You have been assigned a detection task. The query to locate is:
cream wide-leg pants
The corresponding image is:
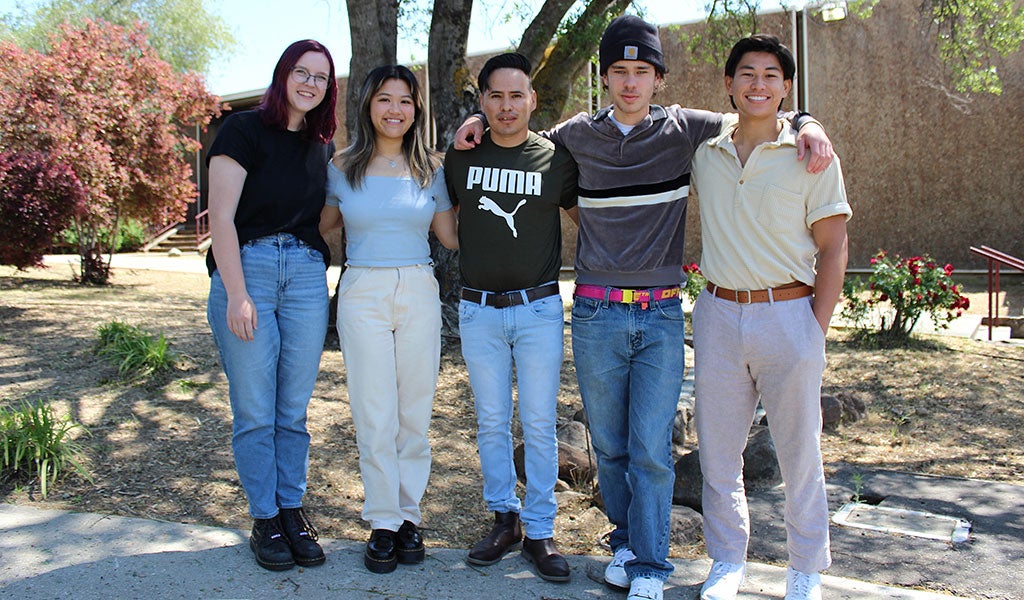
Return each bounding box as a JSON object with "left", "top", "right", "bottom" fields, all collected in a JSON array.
[
  {"left": 693, "top": 288, "right": 832, "bottom": 574},
  {"left": 338, "top": 264, "right": 441, "bottom": 532}
]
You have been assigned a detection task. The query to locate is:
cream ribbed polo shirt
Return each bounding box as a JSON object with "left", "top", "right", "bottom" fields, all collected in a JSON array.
[{"left": 691, "top": 120, "right": 851, "bottom": 291}]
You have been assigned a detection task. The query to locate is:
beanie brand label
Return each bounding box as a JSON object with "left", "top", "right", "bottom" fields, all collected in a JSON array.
[{"left": 624, "top": 45, "right": 639, "bottom": 60}]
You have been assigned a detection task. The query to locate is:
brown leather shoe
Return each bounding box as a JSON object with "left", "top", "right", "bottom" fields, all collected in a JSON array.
[
  {"left": 466, "top": 511, "right": 522, "bottom": 565},
  {"left": 521, "top": 536, "right": 570, "bottom": 582}
]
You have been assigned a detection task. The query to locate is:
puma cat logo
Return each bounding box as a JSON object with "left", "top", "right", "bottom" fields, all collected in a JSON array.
[{"left": 478, "top": 196, "right": 527, "bottom": 238}]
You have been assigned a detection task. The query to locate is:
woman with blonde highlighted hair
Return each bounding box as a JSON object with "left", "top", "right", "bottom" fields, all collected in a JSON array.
[{"left": 320, "top": 64, "right": 457, "bottom": 575}]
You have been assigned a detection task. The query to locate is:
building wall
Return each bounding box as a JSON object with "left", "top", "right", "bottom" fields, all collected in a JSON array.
[
  {"left": 663, "top": 1, "right": 1024, "bottom": 270},
  {"left": 203, "top": 0, "right": 1024, "bottom": 270}
]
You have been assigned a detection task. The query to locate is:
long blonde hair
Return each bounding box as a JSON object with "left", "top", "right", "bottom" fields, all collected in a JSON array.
[{"left": 337, "top": 65, "right": 439, "bottom": 189}]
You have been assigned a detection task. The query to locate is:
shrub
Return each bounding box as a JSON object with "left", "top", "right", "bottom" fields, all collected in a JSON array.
[
  {"left": 0, "top": 151, "right": 87, "bottom": 269},
  {"left": 53, "top": 218, "right": 150, "bottom": 254},
  {"left": 96, "top": 321, "right": 179, "bottom": 379},
  {"left": 841, "top": 250, "right": 970, "bottom": 344},
  {"left": 0, "top": 401, "right": 90, "bottom": 498},
  {"left": 682, "top": 262, "right": 707, "bottom": 302}
]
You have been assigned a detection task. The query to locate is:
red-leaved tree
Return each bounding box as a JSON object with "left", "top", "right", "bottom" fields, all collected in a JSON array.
[
  {"left": 0, "top": 20, "right": 221, "bottom": 283},
  {"left": 0, "top": 151, "right": 88, "bottom": 269}
]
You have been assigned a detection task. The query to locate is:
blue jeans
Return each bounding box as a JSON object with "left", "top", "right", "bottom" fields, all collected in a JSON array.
[
  {"left": 459, "top": 292, "right": 564, "bottom": 539},
  {"left": 571, "top": 293, "right": 685, "bottom": 582},
  {"left": 207, "top": 233, "right": 328, "bottom": 519}
]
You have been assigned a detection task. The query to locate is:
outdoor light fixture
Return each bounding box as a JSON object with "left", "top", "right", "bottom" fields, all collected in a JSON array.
[{"left": 819, "top": 0, "right": 848, "bottom": 22}]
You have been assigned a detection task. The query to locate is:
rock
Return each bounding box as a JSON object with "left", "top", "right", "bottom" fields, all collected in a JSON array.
[
  {"left": 673, "top": 400, "right": 692, "bottom": 446},
  {"left": 669, "top": 505, "right": 703, "bottom": 546},
  {"left": 673, "top": 450, "right": 703, "bottom": 511},
  {"left": 557, "top": 441, "right": 598, "bottom": 485},
  {"left": 557, "top": 420, "right": 591, "bottom": 449},
  {"left": 572, "top": 407, "right": 588, "bottom": 427},
  {"left": 514, "top": 440, "right": 598, "bottom": 486},
  {"left": 166, "top": 247, "right": 182, "bottom": 257},
  {"left": 837, "top": 391, "right": 868, "bottom": 422},
  {"left": 743, "top": 425, "right": 781, "bottom": 489},
  {"left": 821, "top": 394, "right": 843, "bottom": 430},
  {"left": 674, "top": 425, "right": 782, "bottom": 509}
]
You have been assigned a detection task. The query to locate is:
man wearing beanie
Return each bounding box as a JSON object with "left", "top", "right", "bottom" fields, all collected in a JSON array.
[{"left": 455, "top": 14, "right": 835, "bottom": 600}]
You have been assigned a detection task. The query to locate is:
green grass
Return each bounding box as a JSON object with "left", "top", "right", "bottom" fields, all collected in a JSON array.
[
  {"left": 0, "top": 401, "right": 90, "bottom": 498},
  {"left": 96, "top": 321, "right": 178, "bottom": 379}
]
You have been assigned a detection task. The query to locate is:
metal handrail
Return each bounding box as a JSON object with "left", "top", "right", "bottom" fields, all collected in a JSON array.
[
  {"left": 195, "top": 209, "right": 210, "bottom": 245},
  {"left": 968, "top": 245, "right": 1024, "bottom": 341}
]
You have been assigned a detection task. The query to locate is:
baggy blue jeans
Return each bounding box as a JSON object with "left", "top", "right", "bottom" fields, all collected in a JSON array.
[
  {"left": 571, "top": 293, "right": 684, "bottom": 582},
  {"left": 207, "top": 233, "right": 328, "bottom": 519},
  {"left": 459, "top": 292, "right": 565, "bottom": 539}
]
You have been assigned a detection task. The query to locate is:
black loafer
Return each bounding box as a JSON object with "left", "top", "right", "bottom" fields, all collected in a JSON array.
[
  {"left": 522, "top": 536, "right": 570, "bottom": 582},
  {"left": 396, "top": 520, "right": 425, "bottom": 564},
  {"left": 364, "top": 529, "right": 398, "bottom": 573}
]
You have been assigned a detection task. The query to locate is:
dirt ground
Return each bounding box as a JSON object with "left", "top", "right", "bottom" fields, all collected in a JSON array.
[{"left": 0, "top": 264, "right": 1022, "bottom": 560}]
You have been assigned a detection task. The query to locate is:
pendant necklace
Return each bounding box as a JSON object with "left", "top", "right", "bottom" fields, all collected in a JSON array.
[{"left": 378, "top": 152, "right": 403, "bottom": 168}]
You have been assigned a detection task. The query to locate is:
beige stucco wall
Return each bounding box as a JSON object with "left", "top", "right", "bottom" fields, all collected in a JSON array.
[
  {"left": 658, "top": 1, "right": 1024, "bottom": 270},
  {"left": 209, "top": 0, "right": 1023, "bottom": 270}
]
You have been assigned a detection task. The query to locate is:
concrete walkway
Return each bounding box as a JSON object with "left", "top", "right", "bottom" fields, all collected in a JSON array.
[{"left": 0, "top": 504, "right": 964, "bottom": 599}]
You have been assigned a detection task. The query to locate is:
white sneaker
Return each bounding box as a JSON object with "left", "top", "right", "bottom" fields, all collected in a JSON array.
[
  {"left": 627, "top": 576, "right": 664, "bottom": 600},
  {"left": 603, "top": 546, "right": 635, "bottom": 589},
  {"left": 700, "top": 560, "right": 746, "bottom": 599},
  {"left": 785, "top": 566, "right": 822, "bottom": 600}
]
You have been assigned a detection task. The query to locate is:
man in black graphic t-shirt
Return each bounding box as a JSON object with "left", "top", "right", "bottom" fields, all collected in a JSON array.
[{"left": 444, "top": 52, "right": 578, "bottom": 583}]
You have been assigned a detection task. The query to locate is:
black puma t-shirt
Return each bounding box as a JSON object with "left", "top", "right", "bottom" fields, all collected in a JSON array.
[{"left": 445, "top": 131, "right": 577, "bottom": 292}]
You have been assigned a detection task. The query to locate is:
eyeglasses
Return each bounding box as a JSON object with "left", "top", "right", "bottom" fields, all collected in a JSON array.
[{"left": 290, "top": 67, "right": 330, "bottom": 89}]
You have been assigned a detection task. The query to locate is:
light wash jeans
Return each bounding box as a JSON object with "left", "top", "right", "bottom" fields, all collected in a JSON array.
[
  {"left": 693, "top": 290, "right": 831, "bottom": 573},
  {"left": 571, "top": 292, "right": 685, "bottom": 582},
  {"left": 459, "top": 292, "right": 564, "bottom": 540},
  {"left": 207, "top": 233, "right": 328, "bottom": 520},
  {"left": 337, "top": 264, "right": 440, "bottom": 532}
]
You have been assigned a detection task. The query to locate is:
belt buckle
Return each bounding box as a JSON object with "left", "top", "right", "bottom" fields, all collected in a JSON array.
[
  {"left": 620, "top": 289, "right": 634, "bottom": 303},
  {"left": 736, "top": 289, "right": 753, "bottom": 305}
]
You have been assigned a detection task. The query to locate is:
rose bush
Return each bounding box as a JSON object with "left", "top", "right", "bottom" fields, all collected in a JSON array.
[
  {"left": 682, "top": 262, "right": 707, "bottom": 303},
  {"left": 841, "top": 250, "right": 970, "bottom": 343}
]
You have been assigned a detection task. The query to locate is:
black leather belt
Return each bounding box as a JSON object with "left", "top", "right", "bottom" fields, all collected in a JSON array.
[{"left": 461, "top": 283, "right": 561, "bottom": 308}]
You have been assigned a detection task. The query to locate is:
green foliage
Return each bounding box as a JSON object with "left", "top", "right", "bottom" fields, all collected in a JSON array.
[
  {"left": 53, "top": 218, "right": 148, "bottom": 254},
  {"left": 0, "top": 0, "right": 236, "bottom": 73},
  {"left": 0, "top": 400, "right": 90, "bottom": 498},
  {"left": 682, "top": 0, "right": 763, "bottom": 69},
  {"left": 682, "top": 262, "right": 708, "bottom": 302},
  {"left": 841, "top": 251, "right": 970, "bottom": 346},
  {"left": 930, "top": 0, "right": 1024, "bottom": 95},
  {"left": 681, "top": 0, "right": 1022, "bottom": 96},
  {"left": 96, "top": 321, "right": 179, "bottom": 379}
]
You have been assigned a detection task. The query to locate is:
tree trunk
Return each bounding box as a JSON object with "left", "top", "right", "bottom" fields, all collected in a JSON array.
[
  {"left": 428, "top": 0, "right": 476, "bottom": 151},
  {"left": 345, "top": 0, "right": 399, "bottom": 142},
  {"left": 529, "top": 0, "right": 633, "bottom": 130},
  {"left": 517, "top": 0, "right": 577, "bottom": 71},
  {"left": 427, "top": 0, "right": 474, "bottom": 341}
]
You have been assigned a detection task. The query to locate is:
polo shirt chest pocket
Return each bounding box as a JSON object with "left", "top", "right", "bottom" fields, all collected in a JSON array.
[{"left": 756, "top": 184, "right": 805, "bottom": 233}]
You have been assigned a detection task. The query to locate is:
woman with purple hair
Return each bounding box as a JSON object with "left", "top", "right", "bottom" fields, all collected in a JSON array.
[{"left": 205, "top": 40, "right": 337, "bottom": 572}]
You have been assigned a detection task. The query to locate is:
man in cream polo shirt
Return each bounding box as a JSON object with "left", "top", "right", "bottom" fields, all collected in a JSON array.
[{"left": 689, "top": 34, "right": 851, "bottom": 600}]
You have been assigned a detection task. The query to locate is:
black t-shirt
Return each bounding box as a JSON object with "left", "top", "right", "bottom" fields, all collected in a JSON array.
[
  {"left": 445, "top": 131, "right": 578, "bottom": 291},
  {"left": 205, "top": 110, "right": 333, "bottom": 275}
]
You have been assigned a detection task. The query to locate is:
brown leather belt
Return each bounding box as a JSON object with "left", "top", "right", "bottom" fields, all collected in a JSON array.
[{"left": 706, "top": 282, "right": 813, "bottom": 304}]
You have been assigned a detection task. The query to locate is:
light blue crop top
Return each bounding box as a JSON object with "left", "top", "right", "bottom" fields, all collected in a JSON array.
[{"left": 326, "top": 163, "right": 452, "bottom": 267}]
